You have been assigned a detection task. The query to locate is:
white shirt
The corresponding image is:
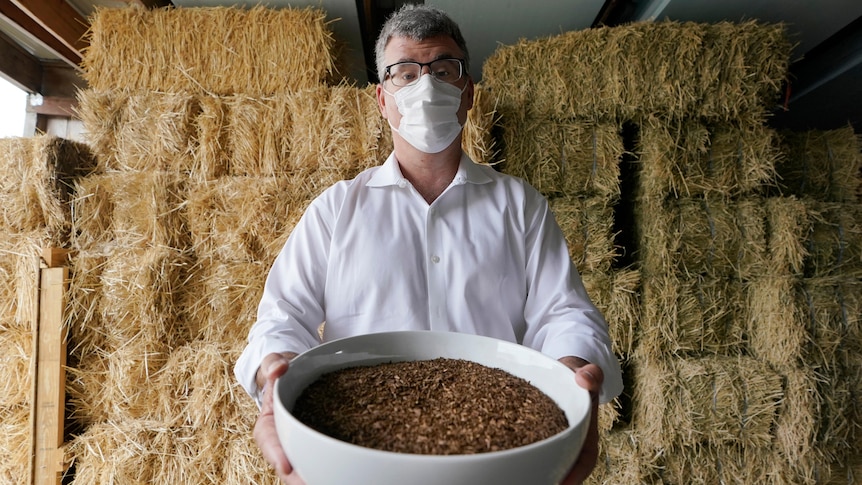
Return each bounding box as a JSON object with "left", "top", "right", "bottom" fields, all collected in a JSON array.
[{"left": 235, "top": 152, "right": 623, "bottom": 405}]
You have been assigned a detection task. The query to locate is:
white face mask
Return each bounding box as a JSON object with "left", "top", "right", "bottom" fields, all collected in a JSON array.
[{"left": 384, "top": 74, "right": 465, "bottom": 154}]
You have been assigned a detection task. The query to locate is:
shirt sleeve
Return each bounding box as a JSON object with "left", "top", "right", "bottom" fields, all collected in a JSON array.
[
  {"left": 518, "top": 186, "right": 624, "bottom": 404},
  {"left": 233, "top": 191, "right": 337, "bottom": 406}
]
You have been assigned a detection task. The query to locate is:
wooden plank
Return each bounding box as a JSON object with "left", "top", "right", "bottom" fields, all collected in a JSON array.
[
  {"left": 8, "top": 0, "right": 88, "bottom": 62},
  {"left": 31, "top": 266, "right": 69, "bottom": 485},
  {"left": 26, "top": 96, "right": 77, "bottom": 117}
]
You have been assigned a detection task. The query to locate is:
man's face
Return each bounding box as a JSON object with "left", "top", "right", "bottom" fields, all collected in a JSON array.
[{"left": 376, "top": 34, "right": 474, "bottom": 131}]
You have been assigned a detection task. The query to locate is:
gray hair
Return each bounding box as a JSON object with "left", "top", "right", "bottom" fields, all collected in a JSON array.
[{"left": 374, "top": 4, "right": 470, "bottom": 83}]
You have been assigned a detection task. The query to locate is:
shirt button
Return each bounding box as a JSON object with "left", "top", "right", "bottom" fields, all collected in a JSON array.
[
  {"left": 431, "top": 255, "right": 440, "bottom": 264},
  {"left": 397, "top": 179, "right": 408, "bottom": 188}
]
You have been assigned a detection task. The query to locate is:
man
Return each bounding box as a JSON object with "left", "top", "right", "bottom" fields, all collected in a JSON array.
[{"left": 235, "top": 4, "right": 623, "bottom": 484}]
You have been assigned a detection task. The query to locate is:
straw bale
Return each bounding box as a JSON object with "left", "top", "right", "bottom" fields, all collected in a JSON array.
[
  {"left": 67, "top": 336, "right": 172, "bottom": 425},
  {"left": 775, "top": 125, "right": 862, "bottom": 203},
  {"left": 639, "top": 273, "right": 745, "bottom": 357},
  {"left": 225, "top": 94, "right": 294, "bottom": 177},
  {"left": 0, "top": 325, "right": 32, "bottom": 408},
  {"left": 186, "top": 177, "right": 308, "bottom": 264},
  {"left": 587, "top": 430, "right": 658, "bottom": 485},
  {"left": 66, "top": 252, "right": 108, "bottom": 359},
  {"left": 71, "top": 171, "right": 191, "bottom": 251},
  {"left": 661, "top": 443, "right": 776, "bottom": 485},
  {"left": 0, "top": 136, "right": 96, "bottom": 241},
  {"left": 482, "top": 21, "right": 790, "bottom": 122},
  {"left": 0, "top": 404, "right": 30, "bottom": 483},
  {"left": 223, "top": 431, "right": 279, "bottom": 485},
  {"left": 773, "top": 366, "right": 820, "bottom": 472},
  {"left": 549, "top": 196, "right": 618, "bottom": 274},
  {"left": 764, "top": 196, "right": 811, "bottom": 276},
  {"left": 68, "top": 418, "right": 271, "bottom": 485},
  {"left": 77, "top": 90, "right": 199, "bottom": 172},
  {"left": 636, "top": 118, "right": 780, "bottom": 199},
  {"left": 636, "top": 195, "right": 768, "bottom": 279},
  {"left": 803, "top": 200, "right": 862, "bottom": 278},
  {"left": 0, "top": 232, "right": 46, "bottom": 325},
  {"left": 286, "top": 84, "right": 389, "bottom": 180},
  {"left": 96, "top": 246, "right": 194, "bottom": 349},
  {"left": 581, "top": 268, "right": 641, "bottom": 359},
  {"left": 153, "top": 340, "right": 254, "bottom": 429},
  {"left": 181, "top": 259, "right": 268, "bottom": 345},
  {"left": 500, "top": 116, "right": 623, "bottom": 199},
  {"left": 82, "top": 5, "right": 335, "bottom": 95},
  {"left": 632, "top": 354, "right": 783, "bottom": 450},
  {"left": 745, "top": 275, "right": 806, "bottom": 368},
  {"left": 798, "top": 277, "right": 862, "bottom": 366},
  {"left": 462, "top": 84, "right": 501, "bottom": 166}
]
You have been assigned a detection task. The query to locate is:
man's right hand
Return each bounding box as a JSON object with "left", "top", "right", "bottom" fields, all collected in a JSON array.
[{"left": 254, "top": 352, "right": 305, "bottom": 485}]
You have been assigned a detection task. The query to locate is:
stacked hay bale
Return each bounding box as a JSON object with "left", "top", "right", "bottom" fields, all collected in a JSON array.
[
  {"left": 761, "top": 126, "right": 862, "bottom": 481},
  {"left": 485, "top": 20, "right": 859, "bottom": 484},
  {"left": 65, "top": 5, "right": 498, "bottom": 483},
  {"left": 0, "top": 136, "right": 95, "bottom": 481}
]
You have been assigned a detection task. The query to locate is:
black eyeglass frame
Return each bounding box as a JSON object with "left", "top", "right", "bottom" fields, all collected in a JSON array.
[{"left": 383, "top": 58, "right": 466, "bottom": 87}]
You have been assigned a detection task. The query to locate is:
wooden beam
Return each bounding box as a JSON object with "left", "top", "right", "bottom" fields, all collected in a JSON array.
[
  {"left": 0, "top": 30, "right": 40, "bottom": 92},
  {"left": 0, "top": 0, "right": 81, "bottom": 67},
  {"left": 25, "top": 95, "right": 77, "bottom": 117},
  {"left": 31, "top": 262, "right": 70, "bottom": 485},
  {"left": 9, "top": 0, "right": 88, "bottom": 64}
]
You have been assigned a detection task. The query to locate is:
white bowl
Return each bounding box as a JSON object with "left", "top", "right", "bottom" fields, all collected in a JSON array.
[{"left": 274, "top": 330, "right": 591, "bottom": 485}]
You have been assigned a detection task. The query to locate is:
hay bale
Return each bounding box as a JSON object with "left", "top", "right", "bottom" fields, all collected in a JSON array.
[
  {"left": 96, "top": 246, "right": 194, "bottom": 349},
  {"left": 463, "top": 84, "right": 501, "bottom": 166},
  {"left": 745, "top": 275, "right": 806, "bottom": 368},
  {"left": 67, "top": 339, "right": 171, "bottom": 425},
  {"left": 581, "top": 268, "right": 641, "bottom": 359},
  {"left": 153, "top": 340, "right": 254, "bottom": 429},
  {"left": 775, "top": 125, "right": 862, "bottom": 203},
  {"left": 0, "top": 136, "right": 96, "bottom": 241},
  {"left": 185, "top": 177, "right": 309, "bottom": 264},
  {"left": 636, "top": 195, "right": 768, "bottom": 279},
  {"left": 285, "top": 85, "right": 388, "bottom": 180},
  {"left": 636, "top": 118, "right": 780, "bottom": 199},
  {"left": 0, "top": 404, "right": 30, "bottom": 483},
  {"left": 0, "top": 232, "right": 46, "bottom": 325},
  {"left": 632, "top": 354, "right": 783, "bottom": 451},
  {"left": 587, "top": 430, "right": 658, "bottom": 484},
  {"left": 71, "top": 171, "right": 191, "bottom": 251},
  {"left": 500, "top": 117, "right": 623, "bottom": 199},
  {"left": 661, "top": 443, "right": 777, "bottom": 484},
  {"left": 483, "top": 21, "right": 790, "bottom": 123},
  {"left": 181, "top": 259, "right": 268, "bottom": 345},
  {"left": 549, "top": 196, "right": 619, "bottom": 274},
  {"left": 82, "top": 5, "right": 335, "bottom": 95},
  {"left": 803, "top": 200, "right": 862, "bottom": 278},
  {"left": 0, "top": 326, "right": 32, "bottom": 408},
  {"left": 639, "top": 273, "right": 745, "bottom": 357},
  {"left": 76, "top": 90, "right": 199, "bottom": 173},
  {"left": 798, "top": 277, "right": 862, "bottom": 366},
  {"left": 764, "top": 196, "right": 811, "bottom": 276}
]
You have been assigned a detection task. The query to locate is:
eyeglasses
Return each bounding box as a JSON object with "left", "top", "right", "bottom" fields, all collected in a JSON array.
[{"left": 384, "top": 58, "right": 465, "bottom": 87}]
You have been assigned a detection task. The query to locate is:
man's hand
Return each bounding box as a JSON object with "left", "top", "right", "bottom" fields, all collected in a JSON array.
[
  {"left": 558, "top": 356, "right": 603, "bottom": 485},
  {"left": 253, "top": 352, "right": 305, "bottom": 485}
]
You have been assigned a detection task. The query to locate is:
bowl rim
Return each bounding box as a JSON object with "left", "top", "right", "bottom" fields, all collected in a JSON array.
[{"left": 274, "top": 330, "right": 591, "bottom": 460}]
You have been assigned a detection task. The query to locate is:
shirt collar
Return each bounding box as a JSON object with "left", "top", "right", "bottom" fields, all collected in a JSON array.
[{"left": 367, "top": 151, "right": 494, "bottom": 188}]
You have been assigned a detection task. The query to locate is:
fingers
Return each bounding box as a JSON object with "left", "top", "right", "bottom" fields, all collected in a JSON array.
[
  {"left": 254, "top": 352, "right": 304, "bottom": 484},
  {"left": 558, "top": 359, "right": 603, "bottom": 485},
  {"left": 574, "top": 363, "right": 604, "bottom": 396}
]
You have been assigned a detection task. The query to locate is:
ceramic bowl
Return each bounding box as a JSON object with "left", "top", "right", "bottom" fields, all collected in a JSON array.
[{"left": 273, "top": 330, "right": 591, "bottom": 485}]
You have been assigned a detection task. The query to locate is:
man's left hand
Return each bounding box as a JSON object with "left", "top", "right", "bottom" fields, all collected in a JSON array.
[{"left": 558, "top": 356, "right": 603, "bottom": 485}]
